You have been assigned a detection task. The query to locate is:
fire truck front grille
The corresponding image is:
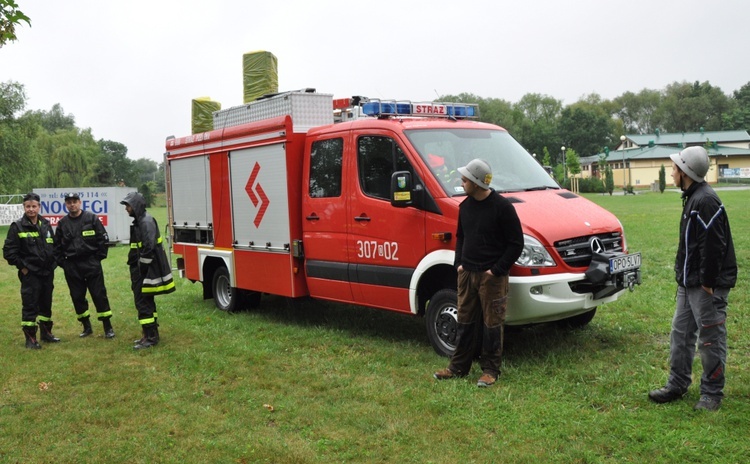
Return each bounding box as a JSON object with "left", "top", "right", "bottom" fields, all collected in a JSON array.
[{"left": 554, "top": 232, "right": 623, "bottom": 268}]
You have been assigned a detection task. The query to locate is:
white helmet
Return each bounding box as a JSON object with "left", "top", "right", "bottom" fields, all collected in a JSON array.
[
  {"left": 458, "top": 159, "right": 492, "bottom": 189},
  {"left": 670, "top": 146, "right": 709, "bottom": 182}
]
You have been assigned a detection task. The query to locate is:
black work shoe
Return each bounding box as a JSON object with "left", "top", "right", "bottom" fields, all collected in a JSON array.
[
  {"left": 40, "top": 331, "right": 61, "bottom": 343},
  {"left": 133, "top": 338, "right": 158, "bottom": 350},
  {"left": 648, "top": 386, "right": 687, "bottom": 404},
  {"left": 104, "top": 328, "right": 116, "bottom": 339},
  {"left": 39, "top": 322, "right": 61, "bottom": 342},
  {"left": 79, "top": 327, "right": 93, "bottom": 338},
  {"left": 25, "top": 338, "right": 42, "bottom": 349},
  {"left": 694, "top": 395, "right": 721, "bottom": 411}
]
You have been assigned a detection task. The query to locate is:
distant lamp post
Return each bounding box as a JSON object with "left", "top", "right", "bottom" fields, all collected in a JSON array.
[
  {"left": 561, "top": 146, "right": 566, "bottom": 179},
  {"left": 620, "top": 135, "right": 627, "bottom": 188}
]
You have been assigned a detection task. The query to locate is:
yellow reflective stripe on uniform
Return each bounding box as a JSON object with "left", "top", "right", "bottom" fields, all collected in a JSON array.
[
  {"left": 46, "top": 238, "right": 53, "bottom": 243},
  {"left": 142, "top": 281, "right": 176, "bottom": 294},
  {"left": 37, "top": 315, "right": 52, "bottom": 322},
  {"left": 139, "top": 318, "right": 156, "bottom": 325},
  {"left": 77, "top": 311, "right": 91, "bottom": 319},
  {"left": 18, "top": 232, "right": 40, "bottom": 238},
  {"left": 131, "top": 237, "right": 163, "bottom": 249},
  {"left": 98, "top": 311, "right": 113, "bottom": 318},
  {"left": 21, "top": 321, "right": 37, "bottom": 327},
  {"left": 82, "top": 230, "right": 96, "bottom": 236}
]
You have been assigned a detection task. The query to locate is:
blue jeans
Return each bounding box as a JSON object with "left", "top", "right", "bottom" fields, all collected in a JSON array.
[{"left": 667, "top": 286, "right": 729, "bottom": 399}]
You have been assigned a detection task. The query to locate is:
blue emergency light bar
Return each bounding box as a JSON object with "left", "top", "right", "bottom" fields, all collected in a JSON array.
[{"left": 361, "top": 99, "right": 479, "bottom": 119}]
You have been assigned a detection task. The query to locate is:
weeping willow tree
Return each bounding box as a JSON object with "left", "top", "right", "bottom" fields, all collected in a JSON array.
[{"left": 34, "top": 128, "right": 99, "bottom": 188}]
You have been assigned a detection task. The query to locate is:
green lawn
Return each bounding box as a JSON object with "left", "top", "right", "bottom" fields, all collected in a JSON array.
[{"left": 1, "top": 190, "right": 748, "bottom": 463}]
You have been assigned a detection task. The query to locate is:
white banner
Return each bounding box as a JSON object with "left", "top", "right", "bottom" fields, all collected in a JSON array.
[
  {"left": 0, "top": 204, "right": 25, "bottom": 226},
  {"left": 721, "top": 167, "right": 750, "bottom": 178}
]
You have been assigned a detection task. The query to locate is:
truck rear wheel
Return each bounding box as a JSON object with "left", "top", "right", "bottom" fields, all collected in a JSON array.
[
  {"left": 425, "top": 289, "right": 459, "bottom": 358},
  {"left": 212, "top": 267, "right": 245, "bottom": 312}
]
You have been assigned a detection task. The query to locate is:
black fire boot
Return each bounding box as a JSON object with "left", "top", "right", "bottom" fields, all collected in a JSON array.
[
  {"left": 134, "top": 324, "right": 159, "bottom": 350},
  {"left": 38, "top": 321, "right": 61, "bottom": 343},
  {"left": 23, "top": 326, "right": 42, "bottom": 349},
  {"left": 133, "top": 328, "right": 145, "bottom": 345},
  {"left": 102, "top": 318, "right": 115, "bottom": 339},
  {"left": 79, "top": 317, "right": 93, "bottom": 338}
]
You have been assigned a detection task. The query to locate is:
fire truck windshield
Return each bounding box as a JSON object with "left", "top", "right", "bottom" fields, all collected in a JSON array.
[{"left": 404, "top": 128, "right": 559, "bottom": 196}]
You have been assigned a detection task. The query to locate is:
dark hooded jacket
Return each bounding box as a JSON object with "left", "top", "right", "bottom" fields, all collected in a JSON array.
[
  {"left": 3, "top": 214, "right": 57, "bottom": 275},
  {"left": 675, "top": 181, "right": 736, "bottom": 289},
  {"left": 122, "top": 192, "right": 175, "bottom": 295}
]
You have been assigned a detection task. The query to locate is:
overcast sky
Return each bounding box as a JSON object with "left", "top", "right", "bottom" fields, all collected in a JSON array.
[{"left": 2, "top": 0, "right": 749, "bottom": 163}]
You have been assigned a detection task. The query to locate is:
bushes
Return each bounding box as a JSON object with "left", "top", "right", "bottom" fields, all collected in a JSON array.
[{"left": 561, "top": 177, "right": 606, "bottom": 193}]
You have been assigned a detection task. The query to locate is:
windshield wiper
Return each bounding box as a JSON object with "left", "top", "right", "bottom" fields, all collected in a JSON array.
[{"left": 523, "top": 186, "right": 558, "bottom": 191}]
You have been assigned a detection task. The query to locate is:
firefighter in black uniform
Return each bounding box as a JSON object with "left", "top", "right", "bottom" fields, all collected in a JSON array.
[
  {"left": 54, "top": 192, "right": 115, "bottom": 338},
  {"left": 121, "top": 191, "right": 175, "bottom": 349},
  {"left": 3, "top": 192, "right": 59, "bottom": 349}
]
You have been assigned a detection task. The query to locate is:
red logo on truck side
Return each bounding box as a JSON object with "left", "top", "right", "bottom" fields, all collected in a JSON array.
[{"left": 245, "top": 162, "right": 269, "bottom": 228}]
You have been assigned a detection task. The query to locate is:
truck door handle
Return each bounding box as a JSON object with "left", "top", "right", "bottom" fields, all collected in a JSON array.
[
  {"left": 305, "top": 213, "right": 320, "bottom": 221},
  {"left": 354, "top": 214, "right": 371, "bottom": 222}
]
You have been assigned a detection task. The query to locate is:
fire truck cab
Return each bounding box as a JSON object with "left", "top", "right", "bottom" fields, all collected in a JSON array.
[{"left": 166, "top": 91, "right": 641, "bottom": 357}]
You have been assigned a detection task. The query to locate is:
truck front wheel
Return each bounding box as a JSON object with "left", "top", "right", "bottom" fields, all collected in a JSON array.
[
  {"left": 212, "top": 267, "right": 245, "bottom": 312},
  {"left": 557, "top": 308, "right": 597, "bottom": 329},
  {"left": 425, "top": 289, "right": 459, "bottom": 358}
]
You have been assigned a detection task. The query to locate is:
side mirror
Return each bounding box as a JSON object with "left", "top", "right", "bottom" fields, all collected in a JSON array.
[{"left": 390, "top": 171, "right": 413, "bottom": 208}]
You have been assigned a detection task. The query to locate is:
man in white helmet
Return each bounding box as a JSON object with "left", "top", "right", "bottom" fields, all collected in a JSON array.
[
  {"left": 649, "top": 146, "right": 737, "bottom": 411},
  {"left": 434, "top": 159, "right": 524, "bottom": 387}
]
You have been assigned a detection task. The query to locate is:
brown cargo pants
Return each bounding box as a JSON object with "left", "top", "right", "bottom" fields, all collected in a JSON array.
[{"left": 448, "top": 269, "right": 509, "bottom": 378}]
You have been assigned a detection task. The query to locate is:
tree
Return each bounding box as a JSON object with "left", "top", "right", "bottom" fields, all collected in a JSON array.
[
  {"left": 723, "top": 81, "right": 750, "bottom": 131},
  {"left": 440, "top": 92, "right": 519, "bottom": 135},
  {"left": 25, "top": 103, "right": 76, "bottom": 133},
  {"left": 99, "top": 139, "right": 137, "bottom": 186},
  {"left": 0, "top": 81, "right": 40, "bottom": 192},
  {"left": 134, "top": 157, "right": 158, "bottom": 185},
  {"left": 541, "top": 147, "right": 552, "bottom": 168},
  {"left": 658, "top": 164, "right": 666, "bottom": 193},
  {"left": 656, "top": 81, "right": 732, "bottom": 132},
  {"left": 35, "top": 128, "right": 100, "bottom": 188},
  {"left": 605, "top": 165, "right": 614, "bottom": 195},
  {"left": 613, "top": 89, "right": 662, "bottom": 134},
  {"left": 0, "top": 0, "right": 30, "bottom": 48},
  {"left": 512, "top": 93, "right": 562, "bottom": 157},
  {"left": 565, "top": 148, "right": 581, "bottom": 177},
  {"left": 559, "top": 96, "right": 616, "bottom": 158},
  {"left": 597, "top": 153, "right": 609, "bottom": 185},
  {"left": 155, "top": 162, "right": 166, "bottom": 193},
  {"left": 0, "top": 80, "right": 25, "bottom": 120},
  {"left": 140, "top": 182, "right": 155, "bottom": 207}
]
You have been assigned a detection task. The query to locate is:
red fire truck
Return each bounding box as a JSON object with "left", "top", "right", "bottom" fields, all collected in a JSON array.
[{"left": 166, "top": 90, "right": 641, "bottom": 356}]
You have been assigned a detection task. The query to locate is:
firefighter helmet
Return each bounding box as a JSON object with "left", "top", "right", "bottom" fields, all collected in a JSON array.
[
  {"left": 670, "top": 146, "right": 709, "bottom": 182},
  {"left": 458, "top": 159, "right": 492, "bottom": 189}
]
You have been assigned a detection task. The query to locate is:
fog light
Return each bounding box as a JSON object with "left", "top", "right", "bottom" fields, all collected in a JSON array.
[{"left": 530, "top": 285, "right": 543, "bottom": 295}]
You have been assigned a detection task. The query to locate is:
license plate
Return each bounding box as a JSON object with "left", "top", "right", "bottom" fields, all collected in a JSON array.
[{"left": 609, "top": 252, "right": 641, "bottom": 274}]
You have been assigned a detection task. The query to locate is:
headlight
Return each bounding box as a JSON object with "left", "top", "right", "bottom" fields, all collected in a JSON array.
[{"left": 515, "top": 234, "right": 555, "bottom": 267}]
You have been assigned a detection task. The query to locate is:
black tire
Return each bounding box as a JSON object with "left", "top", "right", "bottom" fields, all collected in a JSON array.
[
  {"left": 425, "top": 289, "right": 459, "bottom": 357},
  {"left": 211, "top": 267, "right": 244, "bottom": 312},
  {"left": 557, "top": 308, "right": 597, "bottom": 329}
]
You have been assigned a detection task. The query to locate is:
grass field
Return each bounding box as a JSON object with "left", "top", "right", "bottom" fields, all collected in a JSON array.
[{"left": 1, "top": 189, "right": 748, "bottom": 463}]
